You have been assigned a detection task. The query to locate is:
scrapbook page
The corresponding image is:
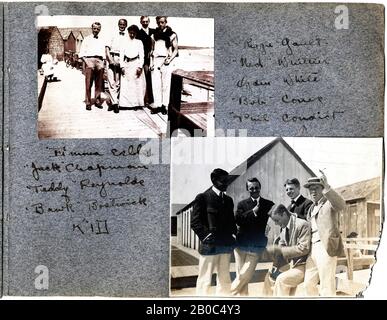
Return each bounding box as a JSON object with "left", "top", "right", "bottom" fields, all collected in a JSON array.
[{"left": 0, "top": 2, "right": 384, "bottom": 298}]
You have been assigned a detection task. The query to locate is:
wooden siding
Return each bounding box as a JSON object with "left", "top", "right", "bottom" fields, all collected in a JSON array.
[
  {"left": 176, "top": 139, "right": 314, "bottom": 249},
  {"left": 64, "top": 32, "right": 76, "bottom": 53},
  {"left": 227, "top": 141, "right": 313, "bottom": 208}
]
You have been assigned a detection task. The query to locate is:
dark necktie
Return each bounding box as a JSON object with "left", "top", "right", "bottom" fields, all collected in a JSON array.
[
  {"left": 285, "top": 228, "right": 290, "bottom": 244},
  {"left": 94, "top": 35, "right": 98, "bottom": 39},
  {"left": 290, "top": 199, "right": 296, "bottom": 211},
  {"left": 119, "top": 32, "right": 125, "bottom": 36},
  {"left": 252, "top": 199, "right": 257, "bottom": 206}
]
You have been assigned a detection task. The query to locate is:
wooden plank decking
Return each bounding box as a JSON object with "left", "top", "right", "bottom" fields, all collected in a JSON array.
[{"left": 38, "top": 61, "right": 167, "bottom": 139}]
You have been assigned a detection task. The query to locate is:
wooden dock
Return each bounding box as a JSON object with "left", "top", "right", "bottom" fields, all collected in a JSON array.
[{"left": 38, "top": 62, "right": 167, "bottom": 139}]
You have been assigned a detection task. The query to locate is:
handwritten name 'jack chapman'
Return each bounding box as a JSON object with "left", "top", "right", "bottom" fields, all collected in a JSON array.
[{"left": 30, "top": 162, "right": 148, "bottom": 181}]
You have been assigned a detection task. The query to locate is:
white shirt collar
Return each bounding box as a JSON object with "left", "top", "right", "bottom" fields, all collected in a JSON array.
[
  {"left": 251, "top": 196, "right": 260, "bottom": 202},
  {"left": 281, "top": 217, "right": 292, "bottom": 232},
  {"left": 292, "top": 194, "right": 301, "bottom": 203},
  {"left": 142, "top": 27, "right": 149, "bottom": 35},
  {"left": 286, "top": 217, "right": 292, "bottom": 229},
  {"left": 212, "top": 186, "right": 225, "bottom": 196}
]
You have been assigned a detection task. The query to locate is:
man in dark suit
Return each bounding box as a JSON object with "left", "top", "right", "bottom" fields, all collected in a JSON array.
[
  {"left": 136, "top": 16, "right": 154, "bottom": 106},
  {"left": 263, "top": 204, "right": 311, "bottom": 296},
  {"left": 284, "top": 178, "right": 313, "bottom": 220},
  {"left": 191, "top": 168, "right": 237, "bottom": 296},
  {"left": 231, "top": 177, "right": 274, "bottom": 296}
]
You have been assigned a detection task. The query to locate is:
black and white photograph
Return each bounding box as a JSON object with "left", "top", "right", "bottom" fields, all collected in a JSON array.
[
  {"left": 170, "top": 137, "right": 383, "bottom": 297},
  {"left": 37, "top": 15, "right": 214, "bottom": 139}
]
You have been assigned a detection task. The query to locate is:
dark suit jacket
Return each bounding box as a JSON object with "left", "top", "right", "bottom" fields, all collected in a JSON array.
[
  {"left": 191, "top": 188, "right": 237, "bottom": 255},
  {"left": 287, "top": 195, "right": 313, "bottom": 220},
  {"left": 136, "top": 28, "right": 155, "bottom": 65},
  {"left": 235, "top": 197, "right": 274, "bottom": 253}
]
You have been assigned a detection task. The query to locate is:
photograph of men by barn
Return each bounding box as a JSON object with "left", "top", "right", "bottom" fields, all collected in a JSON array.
[
  {"left": 170, "top": 137, "right": 382, "bottom": 297},
  {"left": 37, "top": 16, "right": 214, "bottom": 139}
]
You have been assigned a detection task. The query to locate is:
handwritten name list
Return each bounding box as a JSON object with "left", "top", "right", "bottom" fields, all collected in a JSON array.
[
  {"left": 24, "top": 144, "right": 150, "bottom": 237},
  {"left": 228, "top": 36, "right": 345, "bottom": 133}
]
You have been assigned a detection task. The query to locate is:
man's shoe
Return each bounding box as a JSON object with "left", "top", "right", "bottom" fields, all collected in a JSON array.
[
  {"left": 114, "top": 104, "right": 119, "bottom": 113},
  {"left": 108, "top": 105, "right": 114, "bottom": 111},
  {"left": 150, "top": 107, "right": 160, "bottom": 114},
  {"left": 86, "top": 105, "right": 91, "bottom": 111},
  {"left": 160, "top": 105, "right": 168, "bottom": 115}
]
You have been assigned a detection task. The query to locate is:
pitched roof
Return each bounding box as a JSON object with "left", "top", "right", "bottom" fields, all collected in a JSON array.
[
  {"left": 171, "top": 203, "right": 189, "bottom": 216},
  {"left": 228, "top": 137, "right": 315, "bottom": 184},
  {"left": 175, "top": 137, "right": 315, "bottom": 215},
  {"left": 335, "top": 177, "right": 381, "bottom": 201},
  {"left": 76, "top": 28, "right": 93, "bottom": 38},
  {"left": 57, "top": 28, "right": 93, "bottom": 40},
  {"left": 57, "top": 28, "right": 75, "bottom": 40}
]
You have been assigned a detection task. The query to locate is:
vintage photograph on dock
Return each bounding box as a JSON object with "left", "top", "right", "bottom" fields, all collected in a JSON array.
[
  {"left": 37, "top": 16, "right": 214, "bottom": 139},
  {"left": 170, "top": 137, "right": 383, "bottom": 298}
]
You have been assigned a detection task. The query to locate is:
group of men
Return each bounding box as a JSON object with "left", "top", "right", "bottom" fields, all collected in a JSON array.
[
  {"left": 78, "top": 16, "right": 178, "bottom": 114},
  {"left": 191, "top": 169, "right": 346, "bottom": 297}
]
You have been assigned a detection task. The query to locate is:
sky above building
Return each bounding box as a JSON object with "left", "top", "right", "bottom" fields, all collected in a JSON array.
[
  {"left": 37, "top": 16, "right": 214, "bottom": 48},
  {"left": 171, "top": 137, "right": 383, "bottom": 205}
]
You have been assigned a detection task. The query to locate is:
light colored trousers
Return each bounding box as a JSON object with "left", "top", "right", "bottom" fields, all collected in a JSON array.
[
  {"left": 263, "top": 264, "right": 305, "bottom": 297},
  {"left": 304, "top": 241, "right": 338, "bottom": 297},
  {"left": 107, "top": 54, "right": 121, "bottom": 105},
  {"left": 231, "top": 248, "right": 259, "bottom": 296},
  {"left": 151, "top": 56, "right": 173, "bottom": 107},
  {"left": 196, "top": 253, "right": 231, "bottom": 296}
]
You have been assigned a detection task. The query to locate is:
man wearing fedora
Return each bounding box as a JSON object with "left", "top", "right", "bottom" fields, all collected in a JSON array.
[{"left": 303, "top": 171, "right": 346, "bottom": 296}]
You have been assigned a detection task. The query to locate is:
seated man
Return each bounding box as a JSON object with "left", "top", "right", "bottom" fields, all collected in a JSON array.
[{"left": 263, "top": 204, "right": 311, "bottom": 297}]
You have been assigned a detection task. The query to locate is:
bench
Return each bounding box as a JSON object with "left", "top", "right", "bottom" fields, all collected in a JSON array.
[{"left": 336, "top": 237, "right": 378, "bottom": 296}]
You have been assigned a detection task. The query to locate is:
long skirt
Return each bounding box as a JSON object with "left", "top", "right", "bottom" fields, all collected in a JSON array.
[{"left": 119, "top": 62, "right": 146, "bottom": 108}]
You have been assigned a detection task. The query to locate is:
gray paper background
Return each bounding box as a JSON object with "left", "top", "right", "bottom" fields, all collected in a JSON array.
[
  {"left": 2, "top": 2, "right": 384, "bottom": 296},
  {"left": 0, "top": 2, "right": 4, "bottom": 298}
]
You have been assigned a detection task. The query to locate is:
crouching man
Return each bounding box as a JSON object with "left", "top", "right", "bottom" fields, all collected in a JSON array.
[{"left": 263, "top": 204, "right": 311, "bottom": 296}]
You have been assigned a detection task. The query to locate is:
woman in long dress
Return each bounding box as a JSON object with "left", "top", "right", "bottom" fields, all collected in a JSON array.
[{"left": 119, "top": 25, "right": 146, "bottom": 108}]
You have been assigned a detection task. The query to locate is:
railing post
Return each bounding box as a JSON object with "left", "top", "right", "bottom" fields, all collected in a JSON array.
[
  {"left": 169, "top": 72, "right": 183, "bottom": 135},
  {"left": 347, "top": 248, "right": 354, "bottom": 280}
]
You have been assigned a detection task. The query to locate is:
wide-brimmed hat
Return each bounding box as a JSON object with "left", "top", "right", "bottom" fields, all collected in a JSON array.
[{"left": 303, "top": 177, "right": 324, "bottom": 188}]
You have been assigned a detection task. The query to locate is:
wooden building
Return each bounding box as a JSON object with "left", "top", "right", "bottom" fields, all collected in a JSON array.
[
  {"left": 38, "top": 27, "right": 93, "bottom": 66},
  {"left": 38, "top": 27, "right": 64, "bottom": 66},
  {"left": 58, "top": 28, "right": 77, "bottom": 53},
  {"left": 175, "top": 137, "right": 316, "bottom": 250},
  {"left": 336, "top": 177, "right": 381, "bottom": 238}
]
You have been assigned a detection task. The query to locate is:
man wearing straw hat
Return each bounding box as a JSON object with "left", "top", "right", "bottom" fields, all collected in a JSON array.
[{"left": 303, "top": 171, "right": 346, "bottom": 297}]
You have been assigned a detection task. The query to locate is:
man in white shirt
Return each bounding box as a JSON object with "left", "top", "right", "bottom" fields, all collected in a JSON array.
[
  {"left": 79, "top": 22, "right": 105, "bottom": 111},
  {"left": 105, "top": 19, "right": 127, "bottom": 113},
  {"left": 149, "top": 16, "right": 178, "bottom": 115}
]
